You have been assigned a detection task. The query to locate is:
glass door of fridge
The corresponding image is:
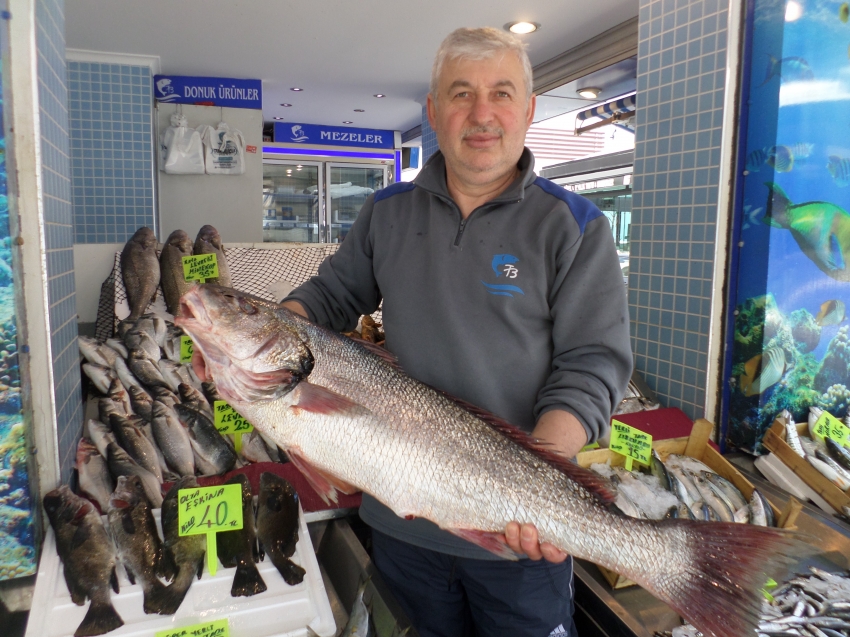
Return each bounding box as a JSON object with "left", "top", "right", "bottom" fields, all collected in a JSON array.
[
  {"left": 325, "top": 163, "right": 387, "bottom": 243},
  {"left": 262, "top": 161, "right": 323, "bottom": 243}
]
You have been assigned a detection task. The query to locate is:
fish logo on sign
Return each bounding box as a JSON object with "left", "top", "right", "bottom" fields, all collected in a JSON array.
[
  {"left": 156, "top": 78, "right": 177, "bottom": 102},
  {"left": 290, "top": 125, "right": 309, "bottom": 143},
  {"left": 482, "top": 254, "right": 524, "bottom": 297}
]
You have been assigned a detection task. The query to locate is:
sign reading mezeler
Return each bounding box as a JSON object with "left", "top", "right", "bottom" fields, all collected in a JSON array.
[
  {"left": 154, "top": 75, "right": 262, "bottom": 109},
  {"left": 274, "top": 122, "right": 395, "bottom": 149}
]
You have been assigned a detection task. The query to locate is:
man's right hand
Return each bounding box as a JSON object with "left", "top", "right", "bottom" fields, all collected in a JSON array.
[{"left": 281, "top": 300, "right": 308, "bottom": 318}]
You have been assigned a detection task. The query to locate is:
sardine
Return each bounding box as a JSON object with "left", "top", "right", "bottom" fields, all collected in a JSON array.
[
  {"left": 158, "top": 477, "right": 206, "bottom": 614},
  {"left": 121, "top": 227, "right": 160, "bottom": 321},
  {"left": 151, "top": 400, "right": 195, "bottom": 477},
  {"left": 217, "top": 474, "right": 266, "bottom": 597},
  {"left": 257, "top": 472, "right": 305, "bottom": 585},
  {"left": 43, "top": 486, "right": 123, "bottom": 636},
  {"left": 177, "top": 285, "right": 803, "bottom": 637},
  {"left": 692, "top": 472, "right": 734, "bottom": 522},
  {"left": 651, "top": 449, "right": 672, "bottom": 492},
  {"left": 75, "top": 438, "right": 113, "bottom": 513}
]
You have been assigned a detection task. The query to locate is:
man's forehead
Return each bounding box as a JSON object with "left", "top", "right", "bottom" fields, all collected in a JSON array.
[{"left": 439, "top": 53, "right": 525, "bottom": 88}]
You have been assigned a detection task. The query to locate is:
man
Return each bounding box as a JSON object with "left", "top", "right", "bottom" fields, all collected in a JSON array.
[{"left": 283, "top": 27, "right": 632, "bottom": 637}]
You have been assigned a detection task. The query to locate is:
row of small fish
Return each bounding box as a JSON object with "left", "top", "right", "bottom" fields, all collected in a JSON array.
[
  {"left": 782, "top": 408, "right": 850, "bottom": 493},
  {"left": 45, "top": 471, "right": 305, "bottom": 636},
  {"left": 743, "top": 145, "right": 850, "bottom": 188},
  {"left": 121, "top": 224, "right": 232, "bottom": 320},
  {"left": 591, "top": 451, "right": 775, "bottom": 526}
]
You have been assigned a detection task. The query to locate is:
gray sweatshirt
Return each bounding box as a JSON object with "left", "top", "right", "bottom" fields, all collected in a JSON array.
[{"left": 287, "top": 148, "right": 633, "bottom": 558}]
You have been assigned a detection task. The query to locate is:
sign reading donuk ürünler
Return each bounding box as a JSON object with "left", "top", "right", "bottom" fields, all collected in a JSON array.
[
  {"left": 154, "top": 75, "right": 262, "bottom": 109},
  {"left": 274, "top": 121, "right": 395, "bottom": 149}
]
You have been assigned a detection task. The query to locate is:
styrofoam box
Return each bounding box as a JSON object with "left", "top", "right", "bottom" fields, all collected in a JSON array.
[{"left": 26, "top": 504, "right": 335, "bottom": 637}]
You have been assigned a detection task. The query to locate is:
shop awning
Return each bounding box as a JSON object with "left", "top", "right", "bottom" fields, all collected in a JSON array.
[{"left": 575, "top": 93, "right": 636, "bottom": 135}]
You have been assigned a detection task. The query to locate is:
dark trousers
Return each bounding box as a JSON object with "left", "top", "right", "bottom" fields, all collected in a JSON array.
[{"left": 371, "top": 530, "right": 578, "bottom": 637}]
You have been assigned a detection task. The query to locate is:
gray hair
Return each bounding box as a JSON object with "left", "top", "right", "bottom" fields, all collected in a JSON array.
[{"left": 430, "top": 27, "right": 533, "bottom": 101}]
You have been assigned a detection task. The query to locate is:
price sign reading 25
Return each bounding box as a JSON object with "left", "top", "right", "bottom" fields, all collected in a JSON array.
[{"left": 214, "top": 401, "right": 254, "bottom": 434}]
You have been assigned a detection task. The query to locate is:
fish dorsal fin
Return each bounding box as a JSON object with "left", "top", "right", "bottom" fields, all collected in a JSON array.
[
  {"left": 437, "top": 391, "right": 617, "bottom": 507},
  {"left": 347, "top": 335, "right": 401, "bottom": 369}
]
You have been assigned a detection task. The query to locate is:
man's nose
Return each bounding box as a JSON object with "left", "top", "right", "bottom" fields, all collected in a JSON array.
[{"left": 469, "top": 94, "right": 495, "bottom": 124}]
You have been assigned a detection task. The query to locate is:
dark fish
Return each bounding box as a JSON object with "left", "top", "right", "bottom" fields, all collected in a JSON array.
[
  {"left": 174, "top": 403, "right": 237, "bottom": 475},
  {"left": 760, "top": 55, "right": 814, "bottom": 86},
  {"left": 110, "top": 413, "right": 163, "bottom": 482},
  {"left": 107, "top": 476, "right": 176, "bottom": 614},
  {"left": 106, "top": 441, "right": 163, "bottom": 507},
  {"left": 826, "top": 436, "right": 850, "bottom": 472},
  {"left": 828, "top": 155, "right": 850, "bottom": 187},
  {"left": 159, "top": 229, "right": 194, "bottom": 316},
  {"left": 121, "top": 227, "right": 161, "bottom": 321},
  {"left": 43, "top": 485, "right": 123, "bottom": 636},
  {"left": 75, "top": 438, "right": 113, "bottom": 513},
  {"left": 193, "top": 225, "right": 232, "bottom": 287},
  {"left": 767, "top": 145, "right": 794, "bottom": 173},
  {"left": 217, "top": 474, "right": 267, "bottom": 597},
  {"left": 157, "top": 477, "right": 206, "bottom": 614},
  {"left": 257, "top": 472, "right": 305, "bottom": 586},
  {"left": 745, "top": 148, "right": 767, "bottom": 172}
]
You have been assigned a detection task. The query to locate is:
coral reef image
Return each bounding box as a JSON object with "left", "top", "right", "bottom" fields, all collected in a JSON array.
[
  {"left": 728, "top": 294, "right": 850, "bottom": 452},
  {"left": 0, "top": 413, "right": 36, "bottom": 580}
]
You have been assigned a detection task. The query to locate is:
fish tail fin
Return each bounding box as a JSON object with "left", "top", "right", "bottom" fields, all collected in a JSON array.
[
  {"left": 269, "top": 549, "right": 306, "bottom": 586},
  {"left": 145, "top": 566, "right": 195, "bottom": 615},
  {"left": 635, "top": 522, "right": 802, "bottom": 637},
  {"left": 74, "top": 595, "right": 124, "bottom": 637},
  {"left": 231, "top": 562, "right": 268, "bottom": 597}
]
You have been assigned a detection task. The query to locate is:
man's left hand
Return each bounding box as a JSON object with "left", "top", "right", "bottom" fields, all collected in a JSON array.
[{"left": 505, "top": 521, "right": 568, "bottom": 563}]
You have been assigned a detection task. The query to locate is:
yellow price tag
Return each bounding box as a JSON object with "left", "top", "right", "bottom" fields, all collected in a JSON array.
[
  {"left": 812, "top": 411, "right": 850, "bottom": 447},
  {"left": 581, "top": 442, "right": 600, "bottom": 452},
  {"left": 214, "top": 400, "right": 253, "bottom": 453},
  {"left": 609, "top": 420, "right": 652, "bottom": 471},
  {"left": 182, "top": 253, "right": 219, "bottom": 283},
  {"left": 155, "top": 618, "right": 229, "bottom": 637},
  {"left": 179, "top": 335, "right": 194, "bottom": 364},
  {"left": 177, "top": 484, "right": 243, "bottom": 576}
]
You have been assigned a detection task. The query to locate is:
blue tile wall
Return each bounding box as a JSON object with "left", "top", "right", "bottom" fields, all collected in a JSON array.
[
  {"left": 68, "top": 61, "right": 154, "bottom": 243},
  {"left": 37, "top": 0, "right": 81, "bottom": 484},
  {"left": 630, "top": 0, "right": 728, "bottom": 420},
  {"left": 421, "top": 105, "right": 438, "bottom": 164}
]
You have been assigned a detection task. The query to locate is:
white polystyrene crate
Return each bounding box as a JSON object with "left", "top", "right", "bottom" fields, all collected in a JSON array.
[{"left": 27, "top": 504, "right": 335, "bottom": 637}]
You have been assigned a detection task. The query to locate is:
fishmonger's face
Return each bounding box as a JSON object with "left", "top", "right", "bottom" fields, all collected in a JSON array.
[{"left": 428, "top": 52, "right": 535, "bottom": 186}]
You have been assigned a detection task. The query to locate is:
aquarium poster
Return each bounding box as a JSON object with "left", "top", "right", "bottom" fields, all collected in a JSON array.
[
  {"left": 0, "top": 44, "right": 36, "bottom": 575},
  {"left": 726, "top": 0, "right": 850, "bottom": 452}
]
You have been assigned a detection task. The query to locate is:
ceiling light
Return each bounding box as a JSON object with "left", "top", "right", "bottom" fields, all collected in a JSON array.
[
  {"left": 577, "top": 87, "right": 601, "bottom": 99},
  {"left": 343, "top": 120, "right": 353, "bottom": 124},
  {"left": 354, "top": 109, "right": 365, "bottom": 112},
  {"left": 505, "top": 21, "right": 540, "bottom": 34},
  {"left": 280, "top": 103, "right": 292, "bottom": 107},
  {"left": 290, "top": 87, "right": 303, "bottom": 91},
  {"left": 374, "top": 94, "right": 385, "bottom": 98},
  {"left": 296, "top": 165, "right": 303, "bottom": 168},
  {"left": 296, "top": 168, "right": 302, "bottom": 171},
  {"left": 273, "top": 116, "right": 284, "bottom": 120},
  {"left": 785, "top": 0, "right": 802, "bottom": 20}
]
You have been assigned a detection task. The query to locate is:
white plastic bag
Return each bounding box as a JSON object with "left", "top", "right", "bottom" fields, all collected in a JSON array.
[
  {"left": 160, "top": 114, "right": 205, "bottom": 174},
  {"left": 199, "top": 122, "right": 246, "bottom": 175}
]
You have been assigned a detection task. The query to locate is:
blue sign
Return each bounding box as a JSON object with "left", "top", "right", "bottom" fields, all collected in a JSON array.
[
  {"left": 274, "top": 122, "right": 395, "bottom": 149},
  {"left": 154, "top": 75, "right": 262, "bottom": 109}
]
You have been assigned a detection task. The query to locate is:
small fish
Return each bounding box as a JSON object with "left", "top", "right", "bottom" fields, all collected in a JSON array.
[
  {"left": 201, "top": 380, "right": 224, "bottom": 406},
  {"left": 840, "top": 2, "right": 849, "bottom": 23},
  {"left": 703, "top": 472, "right": 749, "bottom": 511},
  {"left": 692, "top": 472, "right": 734, "bottom": 522},
  {"left": 107, "top": 379, "right": 133, "bottom": 416},
  {"left": 113, "top": 356, "right": 145, "bottom": 393},
  {"left": 760, "top": 55, "right": 814, "bottom": 86},
  {"left": 124, "top": 328, "right": 161, "bottom": 362},
  {"left": 158, "top": 359, "right": 186, "bottom": 393},
  {"left": 745, "top": 148, "right": 768, "bottom": 172},
  {"left": 193, "top": 225, "right": 232, "bottom": 287},
  {"left": 75, "top": 438, "right": 113, "bottom": 513},
  {"left": 158, "top": 477, "right": 206, "bottom": 614},
  {"left": 827, "top": 155, "right": 850, "bottom": 187},
  {"left": 815, "top": 449, "right": 850, "bottom": 487},
  {"left": 121, "top": 227, "right": 160, "bottom": 321},
  {"left": 790, "top": 143, "right": 814, "bottom": 159},
  {"left": 782, "top": 410, "right": 806, "bottom": 458},
  {"left": 767, "top": 145, "right": 795, "bottom": 173},
  {"left": 257, "top": 472, "right": 305, "bottom": 586},
  {"left": 749, "top": 488, "right": 774, "bottom": 526},
  {"left": 650, "top": 449, "right": 672, "bottom": 492},
  {"left": 740, "top": 346, "right": 785, "bottom": 397},
  {"left": 808, "top": 454, "right": 850, "bottom": 490},
  {"left": 217, "top": 474, "right": 267, "bottom": 597},
  {"left": 816, "top": 300, "right": 845, "bottom": 326},
  {"left": 159, "top": 229, "right": 194, "bottom": 316},
  {"left": 174, "top": 403, "right": 237, "bottom": 475},
  {"left": 43, "top": 486, "right": 123, "bottom": 637}
]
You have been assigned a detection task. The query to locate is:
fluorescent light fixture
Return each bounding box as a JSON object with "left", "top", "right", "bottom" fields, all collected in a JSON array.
[
  {"left": 505, "top": 21, "right": 540, "bottom": 34},
  {"left": 374, "top": 94, "right": 386, "bottom": 98},
  {"left": 354, "top": 109, "right": 365, "bottom": 112},
  {"left": 273, "top": 116, "right": 284, "bottom": 120},
  {"left": 343, "top": 120, "right": 353, "bottom": 124},
  {"left": 296, "top": 165, "right": 303, "bottom": 168},
  {"left": 785, "top": 0, "right": 802, "bottom": 20},
  {"left": 577, "top": 87, "right": 601, "bottom": 99},
  {"left": 280, "top": 103, "right": 292, "bottom": 107},
  {"left": 290, "top": 87, "right": 303, "bottom": 91}
]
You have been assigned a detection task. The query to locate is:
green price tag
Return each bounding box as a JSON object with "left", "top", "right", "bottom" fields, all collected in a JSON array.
[
  {"left": 177, "top": 484, "right": 243, "bottom": 576},
  {"left": 581, "top": 442, "right": 600, "bottom": 452},
  {"left": 179, "top": 335, "right": 194, "bottom": 364},
  {"left": 182, "top": 253, "right": 219, "bottom": 283},
  {"left": 762, "top": 577, "right": 778, "bottom": 602},
  {"left": 812, "top": 411, "right": 850, "bottom": 447},
  {"left": 609, "top": 420, "right": 653, "bottom": 471},
  {"left": 214, "top": 400, "right": 253, "bottom": 453},
  {"left": 155, "top": 618, "right": 229, "bottom": 637}
]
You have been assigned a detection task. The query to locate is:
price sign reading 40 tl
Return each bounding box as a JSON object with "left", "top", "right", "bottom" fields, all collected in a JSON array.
[
  {"left": 177, "top": 484, "right": 243, "bottom": 576},
  {"left": 812, "top": 411, "right": 850, "bottom": 447},
  {"left": 609, "top": 420, "right": 653, "bottom": 471},
  {"left": 155, "top": 618, "right": 229, "bottom": 637},
  {"left": 214, "top": 401, "right": 254, "bottom": 452},
  {"left": 179, "top": 335, "right": 194, "bottom": 364},
  {"left": 182, "top": 253, "right": 219, "bottom": 283}
]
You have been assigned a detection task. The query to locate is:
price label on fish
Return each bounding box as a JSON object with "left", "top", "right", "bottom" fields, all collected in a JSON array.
[
  {"left": 179, "top": 335, "right": 194, "bottom": 363},
  {"left": 182, "top": 253, "right": 219, "bottom": 283},
  {"left": 812, "top": 411, "right": 850, "bottom": 447},
  {"left": 214, "top": 400, "right": 253, "bottom": 453},
  {"left": 155, "top": 618, "right": 229, "bottom": 637},
  {"left": 609, "top": 420, "right": 653, "bottom": 471},
  {"left": 177, "top": 484, "right": 243, "bottom": 576}
]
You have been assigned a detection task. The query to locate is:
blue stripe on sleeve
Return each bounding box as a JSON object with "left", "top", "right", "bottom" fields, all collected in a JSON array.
[
  {"left": 374, "top": 181, "right": 416, "bottom": 203},
  {"left": 533, "top": 176, "right": 603, "bottom": 234}
]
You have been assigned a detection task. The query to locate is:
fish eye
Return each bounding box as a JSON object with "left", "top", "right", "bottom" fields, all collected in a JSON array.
[{"left": 239, "top": 298, "right": 258, "bottom": 315}]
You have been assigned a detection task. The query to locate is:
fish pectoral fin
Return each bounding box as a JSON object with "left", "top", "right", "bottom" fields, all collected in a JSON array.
[
  {"left": 287, "top": 449, "right": 357, "bottom": 505},
  {"left": 446, "top": 528, "right": 520, "bottom": 561},
  {"left": 293, "top": 382, "right": 369, "bottom": 417}
]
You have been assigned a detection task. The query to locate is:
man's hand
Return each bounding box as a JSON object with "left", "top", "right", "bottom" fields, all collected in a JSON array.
[{"left": 505, "top": 522, "right": 568, "bottom": 562}]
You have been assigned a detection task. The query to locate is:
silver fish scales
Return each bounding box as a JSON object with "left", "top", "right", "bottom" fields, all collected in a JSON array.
[{"left": 177, "top": 285, "right": 802, "bottom": 637}]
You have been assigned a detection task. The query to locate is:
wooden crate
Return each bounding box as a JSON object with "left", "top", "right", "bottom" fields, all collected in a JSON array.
[
  {"left": 761, "top": 417, "right": 850, "bottom": 514},
  {"left": 578, "top": 418, "right": 801, "bottom": 589}
]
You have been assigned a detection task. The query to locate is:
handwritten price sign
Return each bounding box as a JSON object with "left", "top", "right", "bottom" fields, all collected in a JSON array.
[
  {"left": 812, "top": 411, "right": 850, "bottom": 447},
  {"left": 609, "top": 420, "right": 653, "bottom": 471},
  {"left": 179, "top": 336, "right": 194, "bottom": 364},
  {"left": 182, "top": 253, "right": 219, "bottom": 283},
  {"left": 155, "top": 618, "right": 229, "bottom": 637},
  {"left": 177, "top": 484, "right": 243, "bottom": 576},
  {"left": 213, "top": 401, "right": 254, "bottom": 434}
]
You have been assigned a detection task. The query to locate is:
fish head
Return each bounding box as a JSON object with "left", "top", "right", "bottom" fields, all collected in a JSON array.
[
  {"left": 109, "top": 475, "right": 145, "bottom": 510},
  {"left": 74, "top": 438, "right": 98, "bottom": 466},
  {"left": 166, "top": 229, "right": 193, "bottom": 254},
  {"left": 176, "top": 285, "right": 314, "bottom": 404},
  {"left": 196, "top": 224, "right": 222, "bottom": 249},
  {"left": 131, "top": 227, "right": 157, "bottom": 249},
  {"left": 43, "top": 485, "right": 89, "bottom": 527}
]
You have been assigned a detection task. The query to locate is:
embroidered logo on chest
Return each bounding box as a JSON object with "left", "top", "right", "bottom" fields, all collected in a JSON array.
[{"left": 481, "top": 254, "right": 524, "bottom": 297}]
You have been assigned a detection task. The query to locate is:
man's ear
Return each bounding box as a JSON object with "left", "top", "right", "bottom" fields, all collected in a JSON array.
[{"left": 426, "top": 93, "right": 438, "bottom": 132}]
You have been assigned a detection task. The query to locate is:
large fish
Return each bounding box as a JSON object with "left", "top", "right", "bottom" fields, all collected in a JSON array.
[
  {"left": 121, "top": 227, "right": 161, "bottom": 321},
  {"left": 43, "top": 486, "right": 123, "bottom": 636},
  {"left": 176, "top": 285, "right": 801, "bottom": 637},
  {"left": 193, "top": 225, "right": 232, "bottom": 287},
  {"left": 160, "top": 229, "right": 194, "bottom": 316}
]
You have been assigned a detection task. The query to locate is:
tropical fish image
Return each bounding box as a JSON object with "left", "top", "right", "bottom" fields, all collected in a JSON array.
[
  {"left": 840, "top": 2, "right": 849, "bottom": 23},
  {"left": 790, "top": 143, "right": 814, "bottom": 159},
  {"left": 741, "top": 205, "right": 764, "bottom": 230},
  {"left": 767, "top": 145, "right": 794, "bottom": 173},
  {"left": 739, "top": 346, "right": 786, "bottom": 397},
  {"left": 827, "top": 155, "right": 850, "bottom": 187},
  {"left": 763, "top": 182, "right": 850, "bottom": 281},
  {"left": 745, "top": 148, "right": 768, "bottom": 172},
  {"left": 815, "top": 299, "right": 846, "bottom": 326},
  {"left": 760, "top": 55, "right": 814, "bottom": 85}
]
